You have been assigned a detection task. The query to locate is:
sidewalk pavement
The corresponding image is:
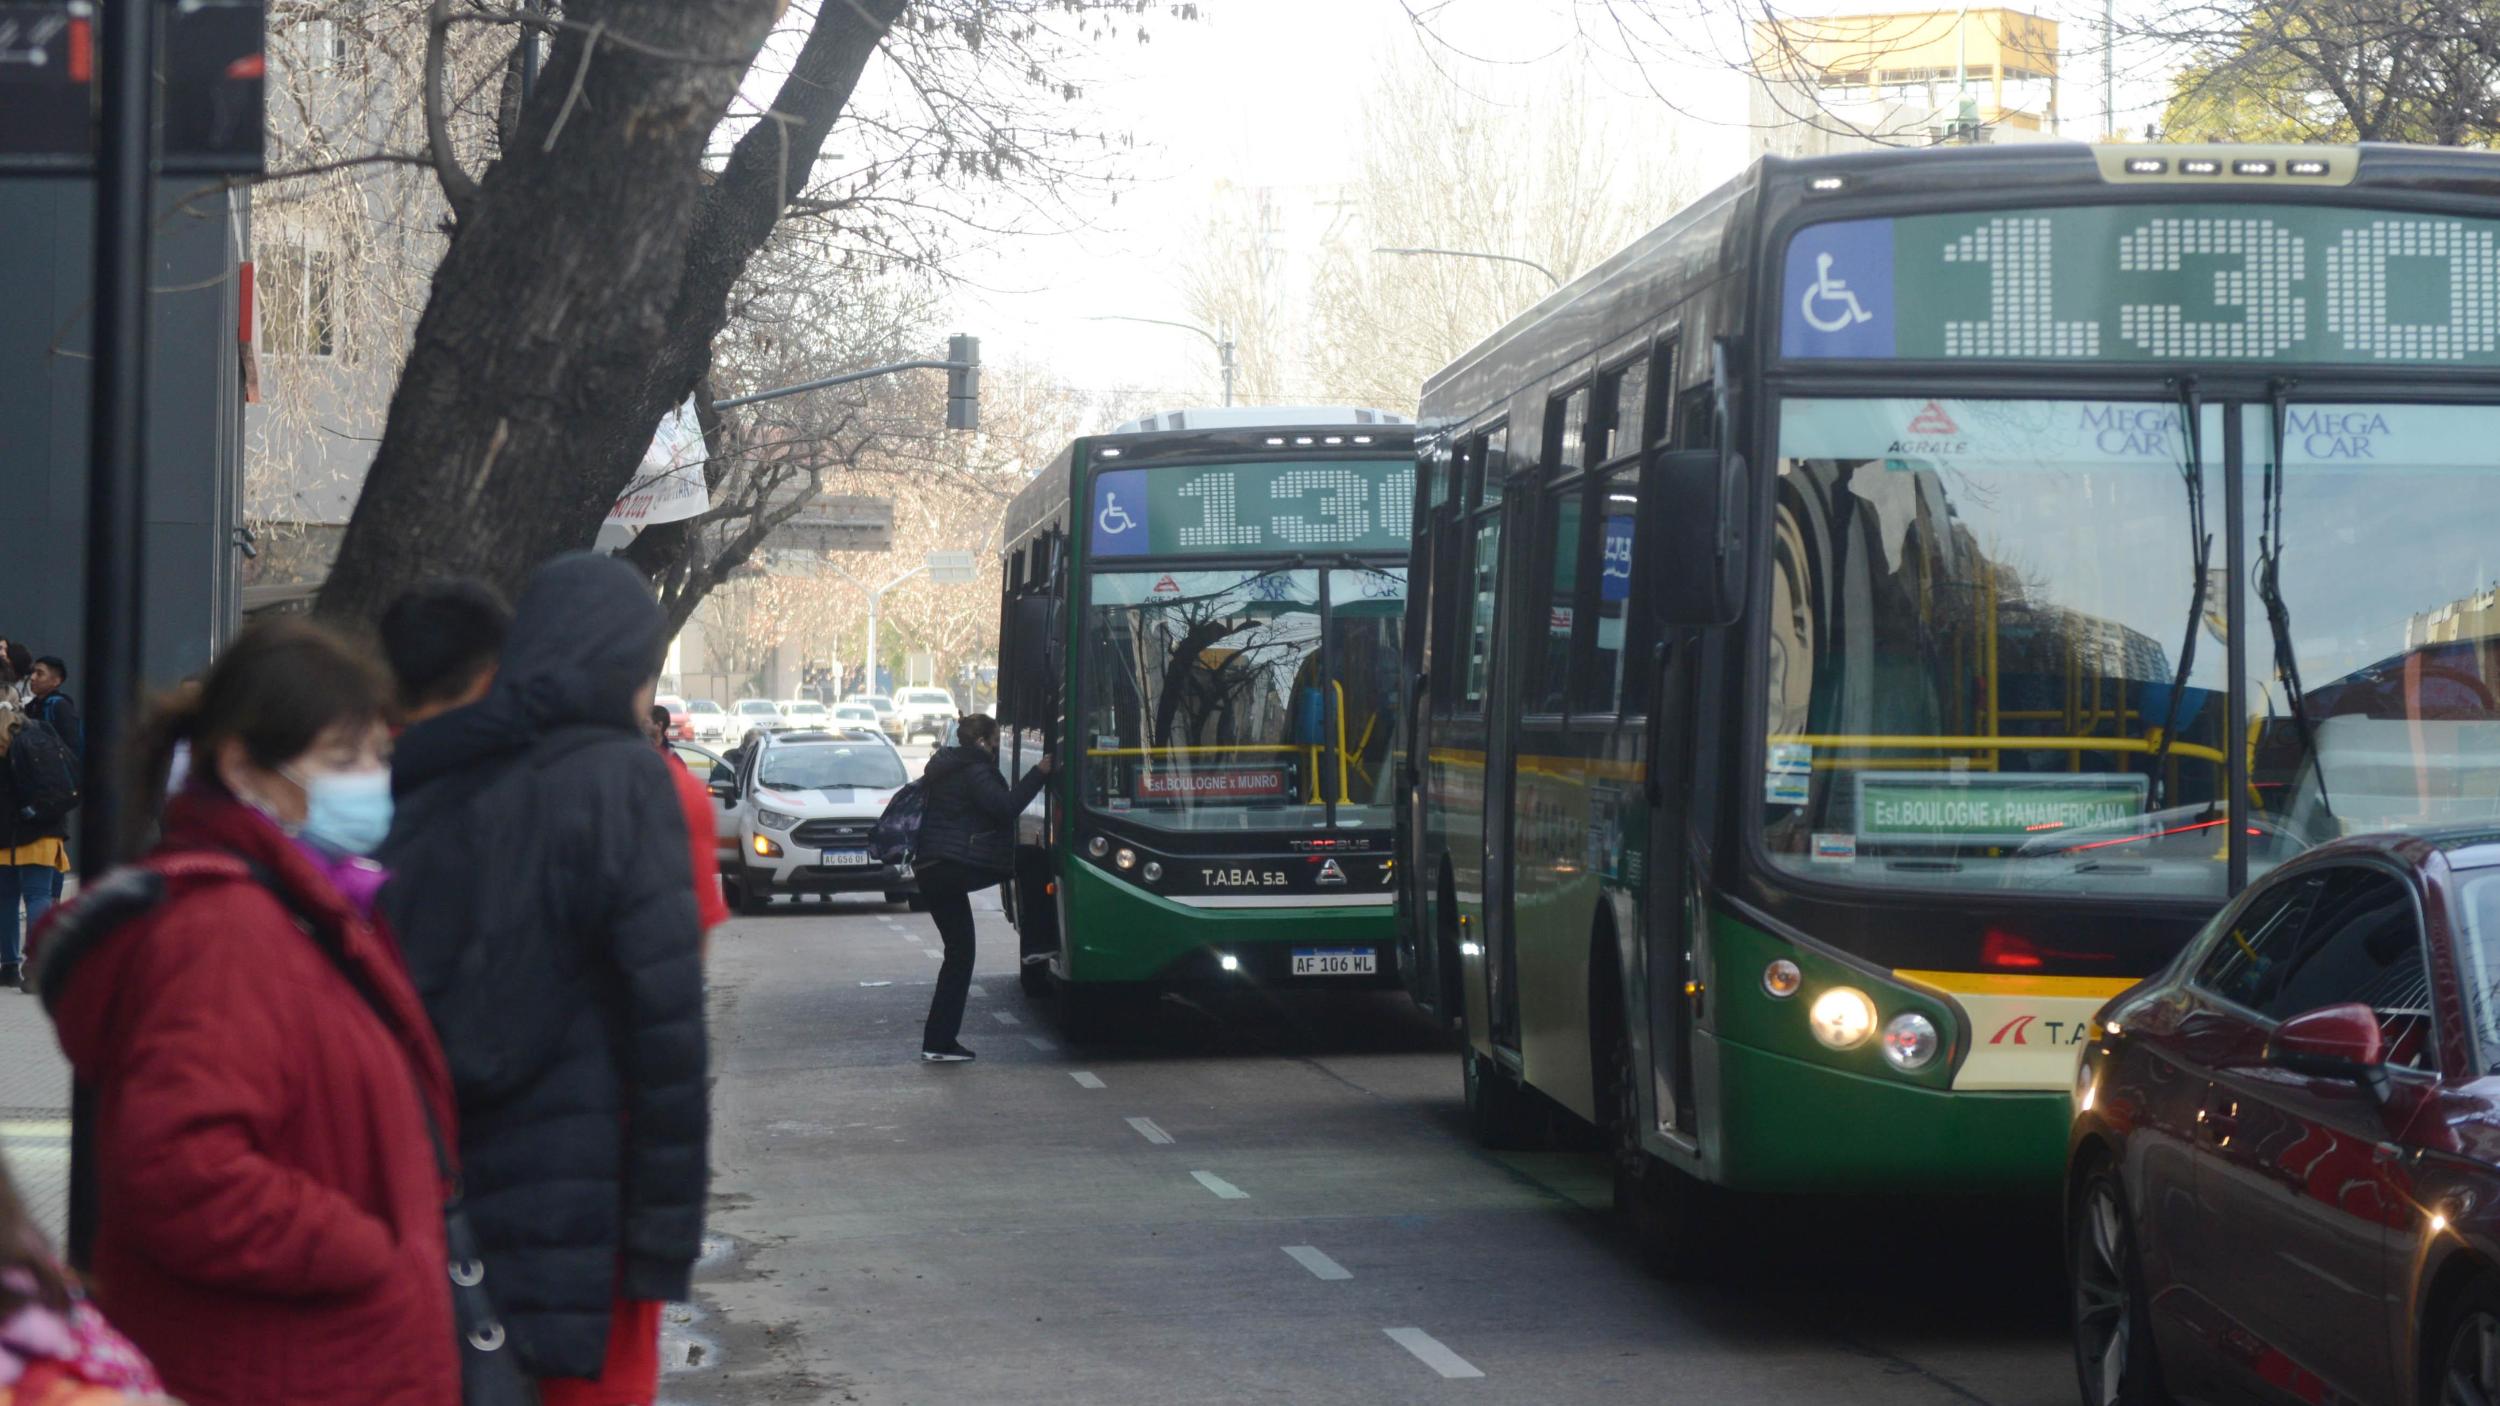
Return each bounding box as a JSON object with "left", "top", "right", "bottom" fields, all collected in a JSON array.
[{"left": 0, "top": 984, "right": 70, "bottom": 1249}]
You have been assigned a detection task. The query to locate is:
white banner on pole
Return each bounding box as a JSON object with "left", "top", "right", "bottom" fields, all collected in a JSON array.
[{"left": 605, "top": 399, "right": 710, "bottom": 528}]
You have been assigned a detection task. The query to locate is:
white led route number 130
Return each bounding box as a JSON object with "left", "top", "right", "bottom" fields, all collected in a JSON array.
[{"left": 1789, "top": 206, "right": 2500, "bottom": 366}]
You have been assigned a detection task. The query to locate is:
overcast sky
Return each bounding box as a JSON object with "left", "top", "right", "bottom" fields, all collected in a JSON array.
[{"left": 928, "top": 0, "right": 2175, "bottom": 419}]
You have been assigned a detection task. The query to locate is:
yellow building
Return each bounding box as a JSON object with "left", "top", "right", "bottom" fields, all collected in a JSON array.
[{"left": 1753, "top": 8, "right": 2060, "bottom": 142}]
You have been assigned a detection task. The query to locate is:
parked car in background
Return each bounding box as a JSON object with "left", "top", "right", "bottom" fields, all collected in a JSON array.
[
  {"left": 845, "top": 693, "right": 905, "bottom": 742},
  {"left": 780, "top": 698, "right": 832, "bottom": 729},
  {"left": 686, "top": 698, "right": 732, "bottom": 744},
  {"left": 710, "top": 730, "right": 917, "bottom": 915},
  {"left": 733, "top": 697, "right": 787, "bottom": 745},
  {"left": 2067, "top": 827, "right": 2500, "bottom": 1406},
  {"left": 893, "top": 687, "right": 959, "bottom": 743},
  {"left": 671, "top": 740, "right": 739, "bottom": 872},
  {"left": 831, "top": 701, "right": 882, "bottom": 735},
  {"left": 654, "top": 694, "right": 695, "bottom": 742}
]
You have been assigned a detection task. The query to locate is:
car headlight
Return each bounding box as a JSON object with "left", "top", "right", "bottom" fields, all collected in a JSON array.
[
  {"left": 756, "top": 809, "right": 799, "bottom": 831},
  {"left": 1808, "top": 987, "right": 1877, "bottom": 1050},
  {"left": 1881, "top": 1012, "right": 1940, "bottom": 1071}
]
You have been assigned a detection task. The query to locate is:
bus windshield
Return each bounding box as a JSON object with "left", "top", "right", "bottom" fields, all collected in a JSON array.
[
  {"left": 1082, "top": 566, "right": 1404, "bottom": 831},
  {"left": 2244, "top": 403, "right": 2500, "bottom": 856},
  {"left": 1763, "top": 397, "right": 2234, "bottom": 898}
]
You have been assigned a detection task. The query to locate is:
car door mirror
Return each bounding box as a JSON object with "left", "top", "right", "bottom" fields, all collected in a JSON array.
[
  {"left": 708, "top": 769, "right": 737, "bottom": 800},
  {"left": 2266, "top": 1003, "right": 2387, "bottom": 1081}
]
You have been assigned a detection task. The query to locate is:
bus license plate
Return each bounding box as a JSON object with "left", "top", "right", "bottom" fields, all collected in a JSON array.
[
  {"left": 821, "top": 849, "right": 873, "bottom": 867},
  {"left": 1292, "top": 947, "right": 1375, "bottom": 976}
]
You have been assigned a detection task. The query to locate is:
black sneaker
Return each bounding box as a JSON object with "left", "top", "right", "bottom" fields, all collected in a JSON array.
[
  {"left": 1, "top": 962, "right": 23, "bottom": 990},
  {"left": 920, "top": 1042, "right": 976, "bottom": 1063}
]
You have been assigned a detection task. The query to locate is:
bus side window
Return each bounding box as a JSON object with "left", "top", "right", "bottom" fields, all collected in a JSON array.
[
  {"left": 1464, "top": 511, "right": 1502, "bottom": 711},
  {"left": 1583, "top": 463, "right": 1644, "bottom": 714},
  {"left": 1674, "top": 382, "right": 1716, "bottom": 451},
  {"left": 1530, "top": 388, "right": 1590, "bottom": 717}
]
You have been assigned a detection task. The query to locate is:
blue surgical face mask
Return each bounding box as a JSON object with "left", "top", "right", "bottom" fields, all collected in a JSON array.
[{"left": 289, "top": 766, "right": 395, "bottom": 856}]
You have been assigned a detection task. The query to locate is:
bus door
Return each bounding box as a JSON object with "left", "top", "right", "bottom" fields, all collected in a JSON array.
[{"left": 1460, "top": 425, "right": 1519, "bottom": 1048}]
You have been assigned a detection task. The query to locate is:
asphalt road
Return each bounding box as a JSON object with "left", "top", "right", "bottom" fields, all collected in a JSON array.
[{"left": 667, "top": 894, "right": 2077, "bottom": 1406}]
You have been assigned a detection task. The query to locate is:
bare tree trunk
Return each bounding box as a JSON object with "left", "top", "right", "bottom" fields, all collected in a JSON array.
[{"left": 317, "top": 0, "right": 905, "bottom": 623}]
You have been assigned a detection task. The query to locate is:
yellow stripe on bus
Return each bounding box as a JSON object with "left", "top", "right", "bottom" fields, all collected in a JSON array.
[{"left": 1893, "top": 969, "right": 2136, "bottom": 1000}]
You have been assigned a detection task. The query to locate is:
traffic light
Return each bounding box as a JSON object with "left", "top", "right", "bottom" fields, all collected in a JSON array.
[{"left": 945, "top": 334, "right": 980, "bottom": 432}]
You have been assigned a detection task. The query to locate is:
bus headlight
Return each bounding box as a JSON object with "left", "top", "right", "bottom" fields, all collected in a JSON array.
[
  {"left": 1142, "top": 860, "right": 1163, "bottom": 882},
  {"left": 1808, "top": 987, "right": 1877, "bottom": 1050},
  {"left": 1087, "top": 836, "right": 1109, "bottom": 858},
  {"left": 1114, "top": 847, "right": 1138, "bottom": 871},
  {"left": 1881, "top": 1013, "right": 1940, "bottom": 1071},
  {"left": 1762, "top": 959, "right": 1802, "bottom": 999}
]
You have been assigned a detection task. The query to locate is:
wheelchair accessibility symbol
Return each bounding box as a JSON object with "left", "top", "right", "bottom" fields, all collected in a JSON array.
[
  {"left": 1799, "top": 252, "right": 1874, "bottom": 334},
  {"left": 1097, "top": 491, "right": 1138, "bottom": 537}
]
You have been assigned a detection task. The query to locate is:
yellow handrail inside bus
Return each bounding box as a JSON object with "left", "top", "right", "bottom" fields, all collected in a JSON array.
[
  {"left": 1776, "top": 733, "right": 2229, "bottom": 766},
  {"left": 1332, "top": 681, "right": 1351, "bottom": 802}
]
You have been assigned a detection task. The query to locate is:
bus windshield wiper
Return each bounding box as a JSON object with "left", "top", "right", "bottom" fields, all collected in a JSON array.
[
  {"left": 2260, "top": 379, "right": 2332, "bottom": 818},
  {"left": 2146, "top": 378, "right": 2211, "bottom": 808}
]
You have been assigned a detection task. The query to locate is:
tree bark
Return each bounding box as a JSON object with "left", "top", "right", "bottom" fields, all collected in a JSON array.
[{"left": 314, "top": 0, "right": 854, "bottom": 622}]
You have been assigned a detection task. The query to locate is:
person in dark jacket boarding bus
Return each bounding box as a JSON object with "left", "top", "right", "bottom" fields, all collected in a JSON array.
[
  {"left": 915, "top": 714, "right": 1051, "bottom": 1062},
  {"left": 379, "top": 554, "right": 706, "bottom": 1406},
  {"left": 35, "top": 620, "right": 459, "bottom": 1406}
]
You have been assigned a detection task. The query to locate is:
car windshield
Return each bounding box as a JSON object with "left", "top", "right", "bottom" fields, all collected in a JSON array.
[
  {"left": 1081, "top": 565, "right": 1404, "bottom": 832},
  {"left": 739, "top": 701, "right": 778, "bottom": 715},
  {"left": 786, "top": 702, "right": 826, "bottom": 715},
  {"left": 2242, "top": 404, "right": 2500, "bottom": 861},
  {"left": 690, "top": 700, "right": 722, "bottom": 714},
  {"left": 1765, "top": 398, "right": 2234, "bottom": 899},
  {"left": 855, "top": 697, "right": 895, "bottom": 715},
  {"left": 758, "top": 744, "right": 906, "bottom": 792},
  {"left": 2456, "top": 869, "right": 2500, "bottom": 1071}
]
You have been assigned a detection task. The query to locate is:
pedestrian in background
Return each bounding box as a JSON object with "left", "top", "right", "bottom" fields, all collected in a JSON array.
[
  {"left": 35, "top": 619, "right": 459, "bottom": 1406},
  {"left": 647, "top": 702, "right": 728, "bottom": 943},
  {"left": 0, "top": 705, "right": 76, "bottom": 991},
  {"left": 0, "top": 646, "right": 28, "bottom": 709},
  {"left": 382, "top": 554, "right": 707, "bottom": 1404},
  {"left": 913, "top": 714, "right": 1050, "bottom": 1062},
  {"left": 26, "top": 660, "right": 79, "bottom": 763},
  {"left": 378, "top": 578, "right": 513, "bottom": 728}
]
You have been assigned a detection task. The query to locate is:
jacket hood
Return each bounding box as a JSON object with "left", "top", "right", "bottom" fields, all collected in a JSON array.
[
  {"left": 395, "top": 554, "right": 662, "bottom": 790},
  {"left": 924, "top": 744, "right": 992, "bottom": 782}
]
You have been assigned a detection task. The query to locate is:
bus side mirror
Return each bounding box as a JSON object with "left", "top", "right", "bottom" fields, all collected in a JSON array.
[{"left": 1652, "top": 448, "right": 1748, "bottom": 628}]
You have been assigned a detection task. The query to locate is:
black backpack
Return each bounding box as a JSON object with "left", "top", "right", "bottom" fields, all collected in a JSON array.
[
  {"left": 12, "top": 717, "right": 79, "bottom": 821},
  {"left": 870, "top": 781, "right": 924, "bottom": 869}
]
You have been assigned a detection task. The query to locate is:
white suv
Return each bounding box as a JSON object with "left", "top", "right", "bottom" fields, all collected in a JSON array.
[
  {"left": 893, "top": 687, "right": 959, "bottom": 743},
  {"left": 719, "top": 731, "right": 916, "bottom": 915},
  {"left": 732, "top": 697, "right": 787, "bottom": 745}
]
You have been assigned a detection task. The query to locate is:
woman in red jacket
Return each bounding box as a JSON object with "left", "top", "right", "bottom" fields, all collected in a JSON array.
[{"left": 35, "top": 621, "right": 458, "bottom": 1406}]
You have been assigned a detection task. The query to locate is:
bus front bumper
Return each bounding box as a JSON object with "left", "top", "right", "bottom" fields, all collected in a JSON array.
[
  {"left": 1059, "top": 861, "right": 1401, "bottom": 987},
  {"left": 1706, "top": 1036, "right": 2071, "bottom": 1196}
]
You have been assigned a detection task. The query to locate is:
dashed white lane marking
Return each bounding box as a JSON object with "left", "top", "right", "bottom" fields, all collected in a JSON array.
[
  {"left": 991, "top": 1010, "right": 1021, "bottom": 1026},
  {"left": 967, "top": 984, "right": 987, "bottom": 999},
  {"left": 1283, "top": 1246, "right": 1351, "bottom": 1281},
  {"left": 1070, "top": 1072, "right": 1105, "bottom": 1089},
  {"left": 1383, "top": 1328, "right": 1483, "bottom": 1379},
  {"left": 1126, "top": 1116, "right": 1175, "bottom": 1145},
  {"left": 923, "top": 949, "right": 942, "bottom": 960},
  {"left": 1025, "top": 1035, "right": 1057, "bottom": 1052},
  {"left": 1191, "top": 1170, "right": 1248, "bottom": 1199},
  {"left": 858, "top": 980, "right": 893, "bottom": 988}
]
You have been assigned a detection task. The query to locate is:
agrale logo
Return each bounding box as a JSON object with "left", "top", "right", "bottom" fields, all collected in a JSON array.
[{"left": 1905, "top": 401, "right": 1960, "bottom": 435}]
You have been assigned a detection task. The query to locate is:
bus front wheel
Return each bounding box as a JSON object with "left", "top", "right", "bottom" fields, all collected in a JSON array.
[
  {"left": 1602, "top": 1010, "right": 1716, "bottom": 1276},
  {"left": 1459, "top": 1035, "right": 1543, "bottom": 1150}
]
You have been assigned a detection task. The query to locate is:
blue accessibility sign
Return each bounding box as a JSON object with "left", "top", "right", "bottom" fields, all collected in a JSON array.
[
  {"left": 1780, "top": 218, "right": 1896, "bottom": 359},
  {"left": 1090, "top": 469, "right": 1149, "bottom": 557}
]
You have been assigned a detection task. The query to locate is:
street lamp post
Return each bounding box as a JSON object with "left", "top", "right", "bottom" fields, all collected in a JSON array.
[
  {"left": 1371, "top": 245, "right": 1563, "bottom": 289},
  {"left": 1082, "top": 315, "right": 1237, "bottom": 406},
  {"left": 828, "top": 559, "right": 931, "bottom": 697}
]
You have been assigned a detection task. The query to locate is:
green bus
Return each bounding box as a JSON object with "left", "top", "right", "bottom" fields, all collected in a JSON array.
[
  {"left": 995, "top": 408, "right": 1416, "bottom": 1023},
  {"left": 1399, "top": 141, "right": 2500, "bottom": 1265}
]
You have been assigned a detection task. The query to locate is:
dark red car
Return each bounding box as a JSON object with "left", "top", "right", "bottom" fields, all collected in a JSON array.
[{"left": 2067, "top": 828, "right": 2500, "bottom": 1406}]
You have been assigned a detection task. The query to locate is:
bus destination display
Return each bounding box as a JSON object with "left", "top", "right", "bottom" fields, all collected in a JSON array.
[
  {"left": 1783, "top": 203, "right": 2500, "bottom": 366},
  {"left": 1090, "top": 460, "right": 1412, "bottom": 559}
]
